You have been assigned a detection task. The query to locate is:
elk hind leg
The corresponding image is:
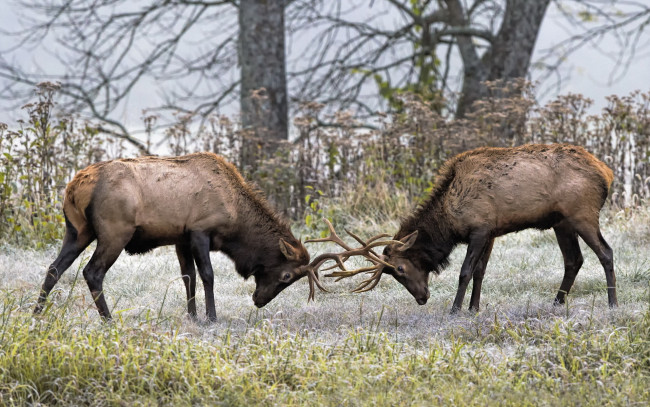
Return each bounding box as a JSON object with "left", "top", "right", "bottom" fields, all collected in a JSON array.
[
  {"left": 82, "top": 231, "right": 133, "bottom": 320},
  {"left": 176, "top": 243, "right": 197, "bottom": 319},
  {"left": 572, "top": 219, "right": 617, "bottom": 307},
  {"left": 35, "top": 220, "right": 94, "bottom": 313},
  {"left": 553, "top": 222, "right": 584, "bottom": 305}
]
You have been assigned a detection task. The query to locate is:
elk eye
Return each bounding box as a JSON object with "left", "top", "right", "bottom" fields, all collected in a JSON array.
[
  {"left": 282, "top": 272, "right": 292, "bottom": 282},
  {"left": 397, "top": 266, "right": 404, "bottom": 273}
]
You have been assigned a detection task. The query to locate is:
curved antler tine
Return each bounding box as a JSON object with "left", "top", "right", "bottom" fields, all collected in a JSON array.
[
  {"left": 302, "top": 219, "right": 398, "bottom": 299},
  {"left": 318, "top": 253, "right": 354, "bottom": 272},
  {"left": 304, "top": 236, "right": 333, "bottom": 244},
  {"left": 321, "top": 262, "right": 347, "bottom": 272},
  {"left": 307, "top": 272, "right": 315, "bottom": 302},
  {"left": 305, "top": 219, "right": 353, "bottom": 250},
  {"left": 325, "top": 265, "right": 378, "bottom": 281},
  {"left": 342, "top": 229, "right": 400, "bottom": 260},
  {"left": 305, "top": 266, "right": 329, "bottom": 302},
  {"left": 363, "top": 235, "right": 393, "bottom": 258},
  {"left": 365, "top": 233, "right": 392, "bottom": 244},
  {"left": 345, "top": 228, "right": 392, "bottom": 247},
  {"left": 363, "top": 240, "right": 406, "bottom": 260},
  {"left": 359, "top": 251, "right": 396, "bottom": 269},
  {"left": 327, "top": 255, "right": 347, "bottom": 271},
  {"left": 309, "top": 268, "right": 329, "bottom": 292},
  {"left": 344, "top": 228, "right": 367, "bottom": 246},
  {"left": 365, "top": 239, "right": 405, "bottom": 249},
  {"left": 353, "top": 276, "right": 382, "bottom": 293},
  {"left": 352, "top": 269, "right": 384, "bottom": 293}
]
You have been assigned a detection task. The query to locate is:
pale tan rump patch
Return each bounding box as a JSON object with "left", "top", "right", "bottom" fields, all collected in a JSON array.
[{"left": 63, "top": 162, "right": 104, "bottom": 235}]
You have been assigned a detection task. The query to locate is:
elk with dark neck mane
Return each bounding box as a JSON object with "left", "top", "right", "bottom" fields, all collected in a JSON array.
[
  {"left": 334, "top": 144, "right": 617, "bottom": 312},
  {"left": 34, "top": 152, "right": 329, "bottom": 321}
]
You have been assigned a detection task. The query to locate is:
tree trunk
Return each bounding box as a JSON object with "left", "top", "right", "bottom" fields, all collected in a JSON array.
[
  {"left": 239, "top": 0, "right": 288, "bottom": 168},
  {"left": 454, "top": 0, "right": 551, "bottom": 117}
]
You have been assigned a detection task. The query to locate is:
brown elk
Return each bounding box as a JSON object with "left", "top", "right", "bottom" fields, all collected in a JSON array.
[
  {"left": 330, "top": 144, "right": 618, "bottom": 312},
  {"left": 34, "top": 152, "right": 332, "bottom": 321}
]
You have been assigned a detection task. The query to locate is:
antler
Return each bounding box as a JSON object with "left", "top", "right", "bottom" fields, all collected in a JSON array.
[
  {"left": 302, "top": 219, "right": 402, "bottom": 297},
  {"left": 302, "top": 263, "right": 329, "bottom": 302}
]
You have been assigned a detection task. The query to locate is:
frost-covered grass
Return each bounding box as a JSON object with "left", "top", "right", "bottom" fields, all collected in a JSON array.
[{"left": 1, "top": 208, "right": 649, "bottom": 405}]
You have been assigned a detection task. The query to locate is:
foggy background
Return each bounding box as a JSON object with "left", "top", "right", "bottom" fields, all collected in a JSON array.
[{"left": 0, "top": 1, "right": 647, "bottom": 131}]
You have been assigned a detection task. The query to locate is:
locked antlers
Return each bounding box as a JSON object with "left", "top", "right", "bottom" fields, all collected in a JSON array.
[{"left": 301, "top": 219, "right": 403, "bottom": 299}]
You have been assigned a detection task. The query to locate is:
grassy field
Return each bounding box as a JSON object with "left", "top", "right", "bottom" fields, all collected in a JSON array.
[{"left": 1, "top": 208, "right": 649, "bottom": 405}]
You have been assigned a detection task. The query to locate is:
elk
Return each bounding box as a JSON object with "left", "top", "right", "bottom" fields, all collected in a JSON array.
[
  {"left": 330, "top": 144, "right": 618, "bottom": 313},
  {"left": 34, "top": 152, "right": 332, "bottom": 321}
]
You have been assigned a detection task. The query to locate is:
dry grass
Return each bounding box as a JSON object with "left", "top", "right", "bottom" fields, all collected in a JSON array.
[{"left": 1, "top": 207, "right": 649, "bottom": 405}]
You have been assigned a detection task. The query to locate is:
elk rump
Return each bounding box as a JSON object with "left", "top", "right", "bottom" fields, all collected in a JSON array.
[
  {"left": 34, "top": 152, "right": 311, "bottom": 321},
  {"left": 379, "top": 144, "right": 617, "bottom": 312}
]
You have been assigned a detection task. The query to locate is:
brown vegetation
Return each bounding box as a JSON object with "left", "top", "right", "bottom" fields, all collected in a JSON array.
[{"left": 1, "top": 82, "right": 648, "bottom": 247}]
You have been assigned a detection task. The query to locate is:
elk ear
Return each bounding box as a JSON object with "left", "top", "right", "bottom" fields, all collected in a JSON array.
[
  {"left": 397, "top": 231, "right": 418, "bottom": 252},
  {"left": 279, "top": 239, "right": 301, "bottom": 261}
]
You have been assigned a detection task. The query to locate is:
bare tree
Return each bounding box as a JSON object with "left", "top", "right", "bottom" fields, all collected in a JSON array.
[
  {"left": 448, "top": 0, "right": 550, "bottom": 116},
  {"left": 0, "top": 0, "right": 241, "bottom": 153},
  {"left": 239, "top": 0, "right": 289, "bottom": 165},
  {"left": 0, "top": 0, "right": 647, "bottom": 150},
  {"left": 536, "top": 0, "right": 650, "bottom": 95},
  {"left": 287, "top": 0, "right": 649, "bottom": 118}
]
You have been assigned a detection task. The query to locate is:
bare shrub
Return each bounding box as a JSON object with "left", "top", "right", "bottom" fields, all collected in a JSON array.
[
  {"left": 0, "top": 83, "right": 114, "bottom": 246},
  {"left": 530, "top": 90, "right": 650, "bottom": 207},
  {"left": 157, "top": 81, "right": 649, "bottom": 231},
  {"left": 1, "top": 82, "right": 648, "bottom": 246}
]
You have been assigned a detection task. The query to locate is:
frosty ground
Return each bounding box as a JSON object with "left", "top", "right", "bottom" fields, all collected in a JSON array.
[{"left": 1, "top": 209, "right": 649, "bottom": 405}]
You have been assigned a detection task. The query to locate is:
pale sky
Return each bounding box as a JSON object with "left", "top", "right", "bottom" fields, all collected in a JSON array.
[
  {"left": 0, "top": 1, "right": 648, "bottom": 131},
  {"left": 532, "top": 2, "right": 650, "bottom": 104}
]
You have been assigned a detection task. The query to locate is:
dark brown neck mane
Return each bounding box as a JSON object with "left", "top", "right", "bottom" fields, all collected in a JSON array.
[
  {"left": 222, "top": 181, "right": 307, "bottom": 278},
  {"left": 396, "top": 168, "right": 460, "bottom": 274}
]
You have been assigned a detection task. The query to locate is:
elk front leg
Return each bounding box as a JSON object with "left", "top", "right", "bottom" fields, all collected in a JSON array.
[
  {"left": 468, "top": 238, "right": 494, "bottom": 312},
  {"left": 176, "top": 243, "right": 197, "bottom": 319},
  {"left": 452, "top": 234, "right": 491, "bottom": 314},
  {"left": 190, "top": 232, "right": 217, "bottom": 322}
]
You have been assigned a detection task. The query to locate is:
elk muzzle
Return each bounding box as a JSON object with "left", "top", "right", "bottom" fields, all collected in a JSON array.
[
  {"left": 386, "top": 265, "right": 430, "bottom": 305},
  {"left": 252, "top": 288, "right": 269, "bottom": 308},
  {"left": 252, "top": 285, "right": 285, "bottom": 308},
  {"left": 416, "top": 287, "right": 430, "bottom": 305}
]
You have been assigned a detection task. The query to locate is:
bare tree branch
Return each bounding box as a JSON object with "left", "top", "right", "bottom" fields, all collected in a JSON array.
[
  {"left": 0, "top": 0, "right": 239, "bottom": 150},
  {"left": 1, "top": 0, "right": 647, "bottom": 143}
]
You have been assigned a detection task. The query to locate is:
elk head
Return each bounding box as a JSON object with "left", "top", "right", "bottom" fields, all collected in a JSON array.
[
  {"left": 247, "top": 238, "right": 312, "bottom": 307},
  {"left": 378, "top": 231, "right": 431, "bottom": 304}
]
